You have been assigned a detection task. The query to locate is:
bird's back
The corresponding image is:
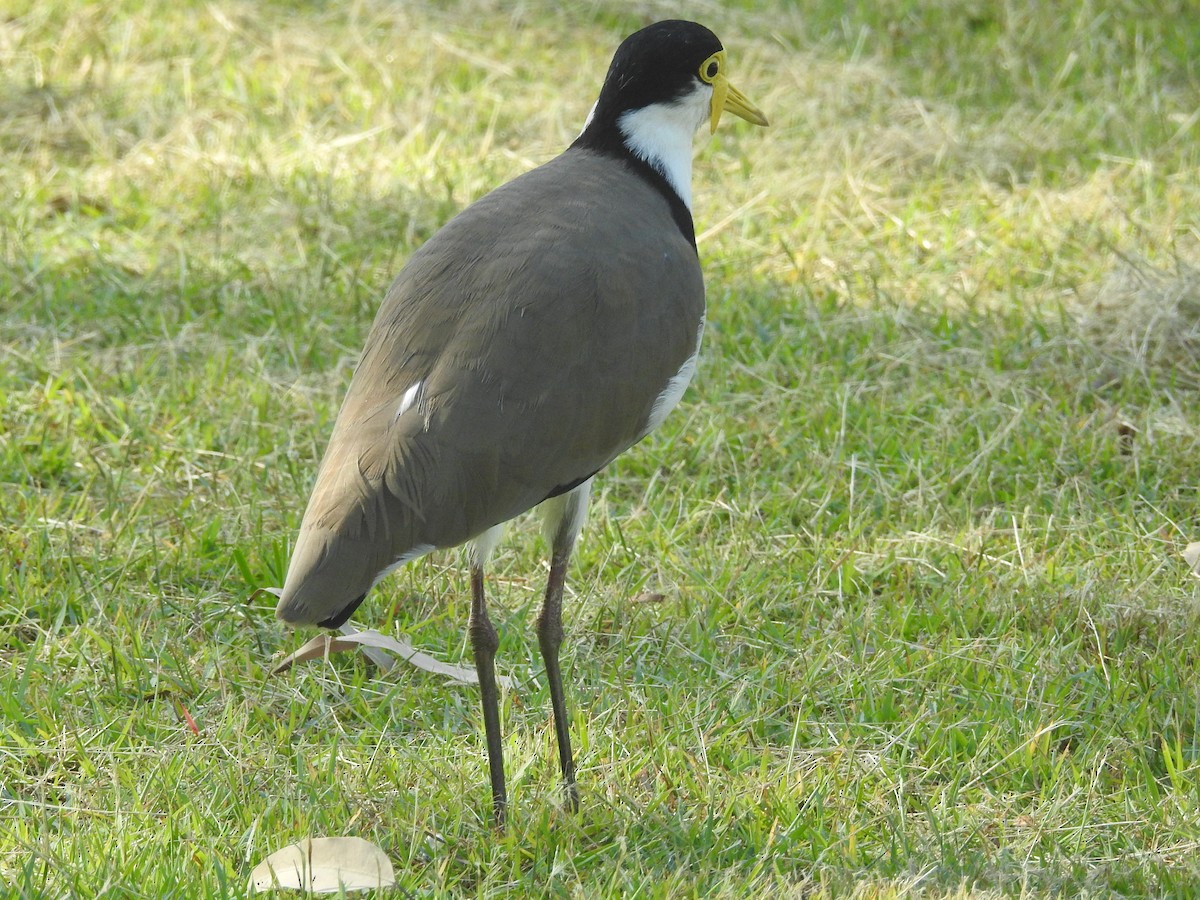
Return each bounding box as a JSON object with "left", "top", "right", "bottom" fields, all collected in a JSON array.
[{"left": 276, "top": 148, "right": 705, "bottom": 626}]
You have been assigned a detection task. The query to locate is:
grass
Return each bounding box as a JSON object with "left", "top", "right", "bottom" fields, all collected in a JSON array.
[{"left": 3, "top": 0, "right": 1200, "bottom": 895}]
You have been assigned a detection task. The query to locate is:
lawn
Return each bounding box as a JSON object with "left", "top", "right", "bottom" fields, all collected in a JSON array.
[{"left": 3, "top": 0, "right": 1200, "bottom": 896}]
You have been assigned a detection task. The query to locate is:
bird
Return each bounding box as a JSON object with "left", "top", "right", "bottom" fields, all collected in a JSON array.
[{"left": 275, "top": 19, "right": 767, "bottom": 826}]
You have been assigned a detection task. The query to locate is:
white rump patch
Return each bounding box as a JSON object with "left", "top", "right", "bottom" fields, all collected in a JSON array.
[
  {"left": 540, "top": 478, "right": 593, "bottom": 549},
  {"left": 469, "top": 523, "right": 507, "bottom": 568},
  {"left": 618, "top": 83, "right": 711, "bottom": 210},
  {"left": 644, "top": 320, "right": 705, "bottom": 434},
  {"left": 395, "top": 381, "right": 423, "bottom": 421}
]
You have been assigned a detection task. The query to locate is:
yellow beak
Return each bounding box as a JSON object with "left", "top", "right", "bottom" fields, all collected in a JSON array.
[{"left": 710, "top": 72, "right": 769, "bottom": 133}]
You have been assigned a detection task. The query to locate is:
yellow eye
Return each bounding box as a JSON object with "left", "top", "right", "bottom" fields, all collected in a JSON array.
[{"left": 699, "top": 51, "right": 723, "bottom": 84}]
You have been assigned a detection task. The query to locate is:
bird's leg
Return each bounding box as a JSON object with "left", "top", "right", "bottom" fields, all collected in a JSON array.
[
  {"left": 468, "top": 563, "right": 506, "bottom": 826},
  {"left": 536, "top": 481, "right": 592, "bottom": 812},
  {"left": 536, "top": 543, "right": 579, "bottom": 811}
]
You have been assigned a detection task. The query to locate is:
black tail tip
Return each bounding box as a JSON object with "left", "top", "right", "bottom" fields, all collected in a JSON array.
[
  {"left": 275, "top": 591, "right": 367, "bottom": 630},
  {"left": 316, "top": 592, "right": 368, "bottom": 629}
]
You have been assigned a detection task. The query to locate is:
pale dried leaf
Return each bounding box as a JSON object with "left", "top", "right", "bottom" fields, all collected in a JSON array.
[
  {"left": 1183, "top": 542, "right": 1200, "bottom": 576},
  {"left": 272, "top": 629, "right": 513, "bottom": 688},
  {"left": 271, "top": 633, "right": 357, "bottom": 673},
  {"left": 337, "top": 623, "right": 396, "bottom": 672},
  {"left": 248, "top": 836, "right": 395, "bottom": 893},
  {"left": 269, "top": 624, "right": 395, "bottom": 672}
]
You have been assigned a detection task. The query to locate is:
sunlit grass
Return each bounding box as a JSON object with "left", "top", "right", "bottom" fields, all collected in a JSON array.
[{"left": 3, "top": 0, "right": 1200, "bottom": 895}]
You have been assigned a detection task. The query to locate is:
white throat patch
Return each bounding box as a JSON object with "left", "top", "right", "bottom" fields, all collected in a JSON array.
[{"left": 617, "top": 84, "right": 711, "bottom": 210}]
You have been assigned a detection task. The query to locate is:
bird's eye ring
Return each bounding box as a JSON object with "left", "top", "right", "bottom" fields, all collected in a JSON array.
[{"left": 699, "top": 52, "right": 723, "bottom": 84}]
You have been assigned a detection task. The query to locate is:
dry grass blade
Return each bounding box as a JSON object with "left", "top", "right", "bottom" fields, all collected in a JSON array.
[{"left": 248, "top": 836, "right": 395, "bottom": 893}]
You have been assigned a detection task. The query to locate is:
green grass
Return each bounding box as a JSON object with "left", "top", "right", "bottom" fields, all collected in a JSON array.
[{"left": 3, "top": 0, "right": 1200, "bottom": 895}]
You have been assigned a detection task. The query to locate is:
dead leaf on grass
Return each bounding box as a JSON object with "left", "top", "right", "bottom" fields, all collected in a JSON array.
[
  {"left": 271, "top": 628, "right": 514, "bottom": 689},
  {"left": 248, "top": 836, "right": 395, "bottom": 893},
  {"left": 1182, "top": 542, "right": 1200, "bottom": 576},
  {"left": 632, "top": 591, "right": 666, "bottom": 604}
]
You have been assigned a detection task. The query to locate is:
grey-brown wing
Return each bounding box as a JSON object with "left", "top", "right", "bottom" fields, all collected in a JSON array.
[{"left": 277, "top": 151, "right": 703, "bottom": 625}]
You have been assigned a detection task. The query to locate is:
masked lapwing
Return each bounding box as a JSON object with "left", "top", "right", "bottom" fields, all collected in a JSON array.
[{"left": 275, "top": 19, "right": 767, "bottom": 825}]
